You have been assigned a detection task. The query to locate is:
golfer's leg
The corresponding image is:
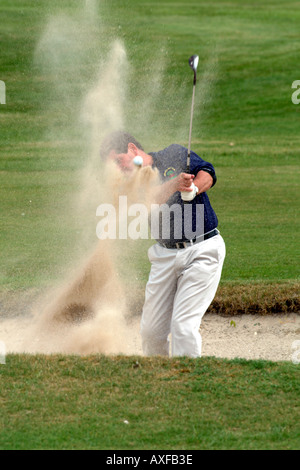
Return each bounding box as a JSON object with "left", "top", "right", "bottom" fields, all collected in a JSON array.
[
  {"left": 171, "top": 235, "right": 226, "bottom": 357},
  {"left": 141, "top": 244, "right": 177, "bottom": 356}
]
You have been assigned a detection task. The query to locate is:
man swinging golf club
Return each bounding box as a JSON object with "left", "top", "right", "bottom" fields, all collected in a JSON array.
[{"left": 100, "top": 55, "right": 226, "bottom": 357}]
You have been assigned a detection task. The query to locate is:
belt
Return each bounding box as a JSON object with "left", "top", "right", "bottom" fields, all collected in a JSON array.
[{"left": 159, "top": 228, "right": 220, "bottom": 250}]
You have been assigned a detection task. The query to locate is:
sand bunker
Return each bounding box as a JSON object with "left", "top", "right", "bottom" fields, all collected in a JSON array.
[{"left": 0, "top": 306, "right": 299, "bottom": 363}]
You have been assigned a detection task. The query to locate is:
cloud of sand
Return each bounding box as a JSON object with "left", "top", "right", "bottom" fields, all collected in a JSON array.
[
  {"left": 0, "top": 5, "right": 143, "bottom": 356},
  {"left": 0, "top": 2, "right": 219, "bottom": 356},
  {"left": 0, "top": 162, "right": 159, "bottom": 356}
]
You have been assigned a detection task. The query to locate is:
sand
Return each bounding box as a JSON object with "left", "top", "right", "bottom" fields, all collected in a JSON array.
[
  {"left": 200, "top": 312, "right": 300, "bottom": 362},
  {"left": 129, "top": 312, "right": 300, "bottom": 363},
  {"left": 0, "top": 299, "right": 299, "bottom": 363}
]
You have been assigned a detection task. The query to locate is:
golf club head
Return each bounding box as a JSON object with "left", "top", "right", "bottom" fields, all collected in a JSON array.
[
  {"left": 189, "top": 55, "right": 199, "bottom": 85},
  {"left": 189, "top": 55, "right": 199, "bottom": 72}
]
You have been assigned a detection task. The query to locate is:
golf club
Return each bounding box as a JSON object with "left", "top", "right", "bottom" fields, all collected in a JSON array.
[{"left": 186, "top": 54, "right": 199, "bottom": 174}]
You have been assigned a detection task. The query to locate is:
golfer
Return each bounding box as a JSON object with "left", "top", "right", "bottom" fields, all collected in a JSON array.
[{"left": 100, "top": 131, "right": 226, "bottom": 358}]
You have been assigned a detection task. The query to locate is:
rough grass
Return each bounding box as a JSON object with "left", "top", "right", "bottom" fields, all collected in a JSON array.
[
  {"left": 209, "top": 281, "right": 300, "bottom": 316},
  {"left": 0, "top": 355, "right": 299, "bottom": 450}
]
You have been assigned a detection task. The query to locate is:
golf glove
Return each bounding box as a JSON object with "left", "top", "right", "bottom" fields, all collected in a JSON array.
[{"left": 181, "top": 183, "right": 199, "bottom": 202}]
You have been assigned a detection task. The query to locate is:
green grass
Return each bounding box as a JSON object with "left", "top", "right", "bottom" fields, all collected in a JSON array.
[
  {"left": 0, "top": 0, "right": 299, "bottom": 292},
  {"left": 0, "top": 355, "right": 299, "bottom": 450}
]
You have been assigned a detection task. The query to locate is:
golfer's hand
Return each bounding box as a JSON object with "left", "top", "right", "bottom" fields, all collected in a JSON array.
[
  {"left": 154, "top": 173, "right": 195, "bottom": 204},
  {"left": 176, "top": 173, "right": 195, "bottom": 192}
]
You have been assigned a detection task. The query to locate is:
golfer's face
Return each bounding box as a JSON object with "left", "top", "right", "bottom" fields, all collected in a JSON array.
[{"left": 108, "top": 150, "right": 135, "bottom": 173}]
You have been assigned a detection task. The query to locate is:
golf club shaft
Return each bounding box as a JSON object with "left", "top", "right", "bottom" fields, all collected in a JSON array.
[{"left": 187, "top": 82, "right": 196, "bottom": 173}]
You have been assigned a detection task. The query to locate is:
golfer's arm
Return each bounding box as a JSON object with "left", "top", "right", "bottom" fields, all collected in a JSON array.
[
  {"left": 193, "top": 170, "right": 213, "bottom": 195},
  {"left": 153, "top": 170, "right": 213, "bottom": 203},
  {"left": 153, "top": 179, "right": 178, "bottom": 204}
]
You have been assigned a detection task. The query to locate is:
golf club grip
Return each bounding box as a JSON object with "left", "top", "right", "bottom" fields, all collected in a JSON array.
[{"left": 186, "top": 153, "right": 191, "bottom": 174}]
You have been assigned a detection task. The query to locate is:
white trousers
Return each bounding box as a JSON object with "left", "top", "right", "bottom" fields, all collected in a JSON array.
[{"left": 140, "top": 234, "right": 226, "bottom": 358}]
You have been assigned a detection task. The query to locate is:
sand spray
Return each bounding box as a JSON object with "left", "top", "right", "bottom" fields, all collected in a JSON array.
[
  {"left": 20, "top": 161, "right": 159, "bottom": 356},
  {"left": 0, "top": 2, "right": 218, "bottom": 355},
  {"left": 0, "top": 4, "right": 155, "bottom": 355}
]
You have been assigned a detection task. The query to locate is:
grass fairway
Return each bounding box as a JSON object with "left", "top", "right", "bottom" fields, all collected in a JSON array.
[
  {"left": 0, "top": 0, "right": 299, "bottom": 292},
  {"left": 0, "top": 0, "right": 299, "bottom": 452},
  {"left": 0, "top": 355, "right": 299, "bottom": 450}
]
